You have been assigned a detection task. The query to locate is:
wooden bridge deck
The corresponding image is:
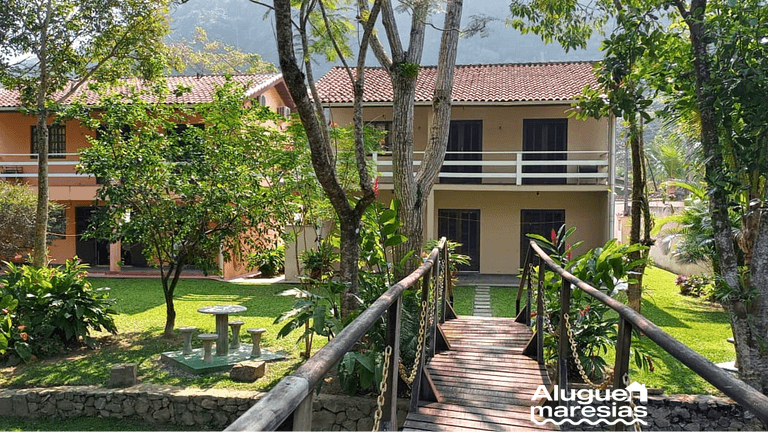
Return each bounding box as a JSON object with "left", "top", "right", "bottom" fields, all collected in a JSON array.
[{"left": 403, "top": 316, "right": 557, "bottom": 431}]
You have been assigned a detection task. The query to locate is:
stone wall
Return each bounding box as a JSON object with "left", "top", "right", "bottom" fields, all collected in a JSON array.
[
  {"left": 0, "top": 384, "right": 408, "bottom": 431},
  {"left": 561, "top": 394, "right": 764, "bottom": 431}
]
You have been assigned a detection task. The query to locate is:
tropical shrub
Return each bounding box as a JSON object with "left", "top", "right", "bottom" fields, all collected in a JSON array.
[
  {"left": 675, "top": 274, "right": 712, "bottom": 297},
  {"left": 249, "top": 245, "right": 285, "bottom": 277},
  {"left": 0, "top": 259, "right": 118, "bottom": 362},
  {"left": 528, "top": 227, "right": 654, "bottom": 380}
]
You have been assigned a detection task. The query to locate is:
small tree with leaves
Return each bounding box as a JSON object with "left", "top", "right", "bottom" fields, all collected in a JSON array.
[{"left": 73, "top": 79, "right": 304, "bottom": 336}]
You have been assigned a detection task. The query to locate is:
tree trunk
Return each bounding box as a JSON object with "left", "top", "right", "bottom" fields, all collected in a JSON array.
[
  {"left": 682, "top": 0, "right": 766, "bottom": 394},
  {"left": 388, "top": 0, "right": 463, "bottom": 277},
  {"left": 164, "top": 286, "right": 176, "bottom": 337},
  {"left": 32, "top": 0, "right": 53, "bottom": 268},
  {"left": 274, "top": 0, "right": 375, "bottom": 318},
  {"left": 33, "top": 112, "right": 50, "bottom": 268},
  {"left": 338, "top": 216, "right": 363, "bottom": 316},
  {"left": 627, "top": 115, "right": 646, "bottom": 312}
]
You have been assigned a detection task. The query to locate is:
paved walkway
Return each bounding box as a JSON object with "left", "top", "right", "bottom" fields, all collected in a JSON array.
[{"left": 473, "top": 285, "right": 492, "bottom": 317}]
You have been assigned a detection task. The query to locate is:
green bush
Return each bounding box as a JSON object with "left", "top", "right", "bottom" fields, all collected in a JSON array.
[
  {"left": 250, "top": 245, "right": 285, "bottom": 277},
  {"left": 1, "top": 259, "right": 118, "bottom": 362}
]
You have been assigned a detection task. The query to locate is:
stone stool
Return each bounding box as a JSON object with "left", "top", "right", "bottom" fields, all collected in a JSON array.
[
  {"left": 198, "top": 334, "right": 218, "bottom": 364},
  {"left": 247, "top": 328, "right": 266, "bottom": 358},
  {"left": 178, "top": 326, "right": 198, "bottom": 355},
  {"left": 229, "top": 320, "right": 244, "bottom": 349}
]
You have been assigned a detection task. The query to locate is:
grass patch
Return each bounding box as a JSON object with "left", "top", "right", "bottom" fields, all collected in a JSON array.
[
  {"left": 451, "top": 286, "right": 474, "bottom": 315},
  {"left": 0, "top": 277, "right": 323, "bottom": 391},
  {"left": 0, "top": 417, "right": 204, "bottom": 431},
  {"left": 623, "top": 266, "right": 732, "bottom": 395},
  {"left": 490, "top": 287, "right": 519, "bottom": 318}
]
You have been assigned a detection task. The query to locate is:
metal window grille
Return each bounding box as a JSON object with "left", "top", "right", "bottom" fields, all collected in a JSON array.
[{"left": 30, "top": 124, "right": 66, "bottom": 158}]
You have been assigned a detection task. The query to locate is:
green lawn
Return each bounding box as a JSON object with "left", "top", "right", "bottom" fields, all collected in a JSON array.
[
  {"left": 451, "top": 286, "right": 474, "bottom": 315},
  {"left": 625, "top": 266, "right": 733, "bottom": 395},
  {"left": 0, "top": 277, "right": 322, "bottom": 391},
  {"left": 490, "top": 286, "right": 519, "bottom": 318}
]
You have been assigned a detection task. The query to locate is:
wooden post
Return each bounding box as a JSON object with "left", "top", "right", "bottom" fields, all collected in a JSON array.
[
  {"left": 526, "top": 268, "right": 533, "bottom": 327},
  {"left": 381, "top": 296, "right": 402, "bottom": 431},
  {"left": 557, "top": 278, "right": 571, "bottom": 407},
  {"left": 292, "top": 393, "right": 312, "bottom": 431},
  {"left": 612, "top": 316, "right": 633, "bottom": 431},
  {"left": 536, "top": 259, "right": 545, "bottom": 365},
  {"left": 428, "top": 257, "right": 439, "bottom": 359},
  {"left": 410, "top": 269, "right": 432, "bottom": 411},
  {"left": 440, "top": 244, "right": 447, "bottom": 324}
]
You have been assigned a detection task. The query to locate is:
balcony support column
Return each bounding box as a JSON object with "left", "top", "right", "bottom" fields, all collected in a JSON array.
[
  {"left": 426, "top": 189, "right": 435, "bottom": 239},
  {"left": 109, "top": 240, "right": 121, "bottom": 273}
]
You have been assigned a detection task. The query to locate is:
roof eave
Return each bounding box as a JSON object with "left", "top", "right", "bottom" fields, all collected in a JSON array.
[{"left": 320, "top": 99, "right": 580, "bottom": 107}]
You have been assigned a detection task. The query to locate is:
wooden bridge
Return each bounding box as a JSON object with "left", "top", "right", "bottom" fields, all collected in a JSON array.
[
  {"left": 403, "top": 316, "right": 555, "bottom": 431},
  {"left": 225, "top": 239, "right": 768, "bottom": 431}
]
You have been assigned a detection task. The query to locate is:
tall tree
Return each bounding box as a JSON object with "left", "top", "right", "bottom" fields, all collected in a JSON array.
[
  {"left": 0, "top": 0, "right": 172, "bottom": 268},
  {"left": 359, "top": 0, "right": 464, "bottom": 276},
  {"left": 509, "top": 0, "right": 768, "bottom": 395},
  {"left": 271, "top": 0, "right": 380, "bottom": 317},
  {"left": 508, "top": 0, "right": 657, "bottom": 312}
]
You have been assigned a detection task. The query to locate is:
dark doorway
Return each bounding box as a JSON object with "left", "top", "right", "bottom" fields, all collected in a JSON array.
[
  {"left": 438, "top": 209, "right": 480, "bottom": 272},
  {"left": 75, "top": 206, "right": 110, "bottom": 266},
  {"left": 520, "top": 209, "right": 566, "bottom": 267},
  {"left": 522, "top": 119, "right": 567, "bottom": 185},
  {"left": 441, "top": 120, "right": 482, "bottom": 184}
]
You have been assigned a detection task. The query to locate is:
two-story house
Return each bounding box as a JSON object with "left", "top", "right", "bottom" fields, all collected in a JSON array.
[
  {"left": 0, "top": 73, "right": 295, "bottom": 278},
  {"left": 315, "top": 62, "right": 615, "bottom": 275}
]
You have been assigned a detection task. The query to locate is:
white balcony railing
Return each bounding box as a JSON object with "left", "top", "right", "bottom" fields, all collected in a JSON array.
[
  {"left": 373, "top": 150, "right": 610, "bottom": 185},
  {"left": 0, "top": 153, "right": 87, "bottom": 178}
]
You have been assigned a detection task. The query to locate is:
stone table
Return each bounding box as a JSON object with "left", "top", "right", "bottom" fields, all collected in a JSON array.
[{"left": 197, "top": 305, "right": 247, "bottom": 356}]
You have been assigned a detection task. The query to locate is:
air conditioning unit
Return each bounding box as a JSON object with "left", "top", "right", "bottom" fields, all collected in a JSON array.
[
  {"left": 277, "top": 106, "right": 291, "bottom": 118},
  {"left": 258, "top": 94, "right": 267, "bottom": 106}
]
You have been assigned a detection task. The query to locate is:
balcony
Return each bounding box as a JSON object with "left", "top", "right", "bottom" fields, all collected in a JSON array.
[
  {"left": 0, "top": 153, "right": 86, "bottom": 179},
  {"left": 372, "top": 150, "right": 610, "bottom": 186}
]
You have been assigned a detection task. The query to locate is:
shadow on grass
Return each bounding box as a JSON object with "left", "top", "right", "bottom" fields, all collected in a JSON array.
[
  {"left": 641, "top": 298, "right": 690, "bottom": 329},
  {"left": 1, "top": 328, "right": 305, "bottom": 392},
  {"left": 638, "top": 339, "right": 717, "bottom": 395},
  {"left": 91, "top": 278, "right": 295, "bottom": 318}
]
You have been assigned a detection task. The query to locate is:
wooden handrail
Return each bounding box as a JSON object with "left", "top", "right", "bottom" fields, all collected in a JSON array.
[
  {"left": 528, "top": 240, "right": 768, "bottom": 425},
  {"left": 226, "top": 238, "right": 447, "bottom": 431}
]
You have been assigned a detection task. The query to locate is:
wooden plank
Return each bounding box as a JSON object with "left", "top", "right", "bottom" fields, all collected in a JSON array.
[
  {"left": 428, "top": 374, "right": 546, "bottom": 390},
  {"left": 416, "top": 405, "right": 550, "bottom": 428},
  {"left": 418, "top": 401, "right": 534, "bottom": 417},
  {"left": 428, "top": 356, "right": 546, "bottom": 371},
  {"left": 427, "top": 367, "right": 549, "bottom": 385},
  {"left": 403, "top": 419, "right": 494, "bottom": 432},
  {"left": 407, "top": 412, "right": 543, "bottom": 432}
]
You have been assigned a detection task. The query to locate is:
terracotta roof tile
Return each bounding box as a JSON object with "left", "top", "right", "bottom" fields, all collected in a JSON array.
[
  {"left": 315, "top": 62, "right": 598, "bottom": 104},
  {"left": 0, "top": 73, "right": 288, "bottom": 108}
]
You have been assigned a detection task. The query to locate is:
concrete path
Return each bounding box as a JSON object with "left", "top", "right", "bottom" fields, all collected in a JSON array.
[{"left": 473, "top": 285, "right": 492, "bottom": 317}]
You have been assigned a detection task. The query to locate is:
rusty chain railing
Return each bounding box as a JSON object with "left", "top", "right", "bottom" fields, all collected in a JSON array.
[{"left": 516, "top": 239, "right": 768, "bottom": 427}]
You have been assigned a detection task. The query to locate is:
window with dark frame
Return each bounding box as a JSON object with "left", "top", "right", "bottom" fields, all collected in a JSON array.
[
  {"left": 369, "top": 121, "right": 392, "bottom": 152},
  {"left": 48, "top": 208, "right": 67, "bottom": 240},
  {"left": 30, "top": 124, "right": 66, "bottom": 158}
]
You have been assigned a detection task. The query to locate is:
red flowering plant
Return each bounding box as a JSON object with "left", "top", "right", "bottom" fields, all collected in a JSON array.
[
  {"left": 1, "top": 259, "right": 117, "bottom": 363},
  {"left": 527, "top": 226, "right": 655, "bottom": 381}
]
